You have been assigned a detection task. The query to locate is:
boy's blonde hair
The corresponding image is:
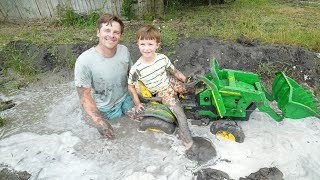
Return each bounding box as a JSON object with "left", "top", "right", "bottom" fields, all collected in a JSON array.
[{"left": 136, "top": 25, "right": 160, "bottom": 43}]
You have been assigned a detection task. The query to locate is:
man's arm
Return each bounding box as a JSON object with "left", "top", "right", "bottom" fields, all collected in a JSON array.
[{"left": 76, "top": 86, "right": 114, "bottom": 139}]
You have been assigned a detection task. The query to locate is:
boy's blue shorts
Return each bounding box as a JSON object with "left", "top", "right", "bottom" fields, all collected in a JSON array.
[{"left": 98, "top": 93, "right": 134, "bottom": 120}]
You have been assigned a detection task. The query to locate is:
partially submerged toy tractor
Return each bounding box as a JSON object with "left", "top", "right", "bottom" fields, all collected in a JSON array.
[{"left": 137, "top": 58, "right": 320, "bottom": 143}]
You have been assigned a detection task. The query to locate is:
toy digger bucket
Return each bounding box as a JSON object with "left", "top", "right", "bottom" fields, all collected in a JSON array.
[{"left": 272, "top": 72, "right": 320, "bottom": 119}]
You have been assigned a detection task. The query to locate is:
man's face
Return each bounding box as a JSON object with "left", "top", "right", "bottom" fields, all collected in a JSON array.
[{"left": 97, "top": 21, "right": 122, "bottom": 50}]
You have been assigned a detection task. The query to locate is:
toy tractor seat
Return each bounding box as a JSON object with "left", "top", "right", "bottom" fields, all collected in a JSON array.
[{"left": 136, "top": 81, "right": 162, "bottom": 104}]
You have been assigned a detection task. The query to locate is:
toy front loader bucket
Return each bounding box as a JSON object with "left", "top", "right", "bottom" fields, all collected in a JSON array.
[{"left": 272, "top": 72, "right": 320, "bottom": 119}]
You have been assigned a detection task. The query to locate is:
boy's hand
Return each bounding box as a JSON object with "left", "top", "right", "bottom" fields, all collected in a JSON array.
[
  {"left": 96, "top": 120, "right": 114, "bottom": 139},
  {"left": 135, "top": 103, "right": 145, "bottom": 113}
]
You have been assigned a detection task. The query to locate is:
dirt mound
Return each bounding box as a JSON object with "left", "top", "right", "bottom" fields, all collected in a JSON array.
[
  {"left": 1, "top": 37, "right": 319, "bottom": 95},
  {"left": 171, "top": 37, "right": 319, "bottom": 94},
  {"left": 239, "top": 167, "right": 284, "bottom": 180},
  {"left": 194, "top": 167, "right": 284, "bottom": 180},
  {"left": 0, "top": 167, "right": 31, "bottom": 180}
]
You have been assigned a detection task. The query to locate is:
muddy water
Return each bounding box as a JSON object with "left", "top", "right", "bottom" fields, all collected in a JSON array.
[
  {"left": 0, "top": 82, "right": 201, "bottom": 179},
  {"left": 1, "top": 80, "right": 320, "bottom": 179},
  {"left": 0, "top": 83, "right": 77, "bottom": 138}
]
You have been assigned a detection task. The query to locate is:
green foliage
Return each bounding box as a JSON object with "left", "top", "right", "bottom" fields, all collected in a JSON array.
[
  {"left": 64, "top": 49, "right": 77, "bottom": 69},
  {"left": 142, "top": 11, "right": 154, "bottom": 21},
  {"left": 121, "top": 0, "right": 136, "bottom": 20},
  {"left": 256, "top": 61, "right": 289, "bottom": 81},
  {"left": 47, "top": 46, "right": 77, "bottom": 70},
  {"left": 1, "top": 0, "right": 319, "bottom": 51},
  {"left": 167, "top": 50, "right": 176, "bottom": 56},
  {"left": 68, "top": 56, "right": 77, "bottom": 69},
  {"left": 160, "top": 0, "right": 320, "bottom": 51},
  {"left": 158, "top": 24, "right": 177, "bottom": 48},
  {"left": 300, "top": 1, "right": 320, "bottom": 8},
  {"left": 51, "top": 7, "right": 101, "bottom": 27},
  {"left": 165, "top": 0, "right": 179, "bottom": 13},
  {"left": 4, "top": 79, "right": 28, "bottom": 90},
  {"left": 121, "top": 27, "right": 137, "bottom": 43},
  {"left": 257, "top": 62, "right": 277, "bottom": 79},
  {"left": 2, "top": 42, "right": 40, "bottom": 77},
  {"left": 0, "top": 117, "right": 6, "bottom": 127}
]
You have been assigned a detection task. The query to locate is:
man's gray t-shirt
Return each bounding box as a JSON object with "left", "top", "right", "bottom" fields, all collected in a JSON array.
[{"left": 74, "top": 44, "right": 132, "bottom": 109}]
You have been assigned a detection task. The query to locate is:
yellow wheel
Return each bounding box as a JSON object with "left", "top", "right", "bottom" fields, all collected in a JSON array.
[
  {"left": 210, "top": 121, "right": 245, "bottom": 143},
  {"left": 216, "top": 130, "right": 236, "bottom": 141},
  {"left": 145, "top": 127, "right": 163, "bottom": 132},
  {"left": 139, "top": 117, "right": 176, "bottom": 134}
]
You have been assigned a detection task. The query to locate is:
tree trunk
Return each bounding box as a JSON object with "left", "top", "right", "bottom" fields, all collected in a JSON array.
[
  {"left": 133, "top": 0, "right": 164, "bottom": 20},
  {"left": 154, "top": 0, "right": 164, "bottom": 19}
]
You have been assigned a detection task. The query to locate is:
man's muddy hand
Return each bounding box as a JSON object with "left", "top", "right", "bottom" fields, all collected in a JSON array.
[{"left": 96, "top": 120, "right": 114, "bottom": 139}]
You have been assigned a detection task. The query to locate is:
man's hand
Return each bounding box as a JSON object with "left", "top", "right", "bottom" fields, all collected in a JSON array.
[
  {"left": 77, "top": 87, "right": 114, "bottom": 139},
  {"left": 96, "top": 120, "right": 114, "bottom": 139}
]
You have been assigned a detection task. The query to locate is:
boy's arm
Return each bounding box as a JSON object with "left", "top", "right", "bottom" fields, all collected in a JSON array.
[
  {"left": 169, "top": 67, "right": 187, "bottom": 82},
  {"left": 76, "top": 87, "right": 114, "bottom": 139},
  {"left": 128, "top": 84, "right": 144, "bottom": 112}
]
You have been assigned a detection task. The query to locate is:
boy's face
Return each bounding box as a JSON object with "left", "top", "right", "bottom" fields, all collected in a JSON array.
[
  {"left": 137, "top": 39, "right": 160, "bottom": 60},
  {"left": 97, "top": 21, "right": 122, "bottom": 50}
]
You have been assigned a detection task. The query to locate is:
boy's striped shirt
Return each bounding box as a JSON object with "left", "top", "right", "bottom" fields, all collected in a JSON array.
[{"left": 128, "top": 53, "right": 175, "bottom": 94}]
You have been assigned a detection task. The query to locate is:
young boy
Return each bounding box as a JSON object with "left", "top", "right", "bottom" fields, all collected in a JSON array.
[{"left": 127, "top": 25, "right": 194, "bottom": 150}]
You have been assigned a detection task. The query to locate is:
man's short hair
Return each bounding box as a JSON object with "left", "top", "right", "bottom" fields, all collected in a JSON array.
[{"left": 96, "top": 13, "right": 124, "bottom": 34}]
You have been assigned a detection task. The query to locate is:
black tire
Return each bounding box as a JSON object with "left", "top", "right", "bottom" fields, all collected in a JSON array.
[
  {"left": 139, "top": 117, "right": 176, "bottom": 134},
  {"left": 210, "top": 121, "right": 245, "bottom": 143}
]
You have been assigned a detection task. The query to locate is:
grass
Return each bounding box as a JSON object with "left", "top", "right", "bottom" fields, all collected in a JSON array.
[
  {"left": 2, "top": 43, "right": 40, "bottom": 76},
  {"left": 0, "top": 0, "right": 319, "bottom": 51},
  {"left": 0, "top": 21, "right": 96, "bottom": 50},
  {"left": 0, "top": 0, "right": 319, "bottom": 77},
  {"left": 0, "top": 1, "right": 319, "bottom": 104},
  {"left": 157, "top": 0, "right": 320, "bottom": 51}
]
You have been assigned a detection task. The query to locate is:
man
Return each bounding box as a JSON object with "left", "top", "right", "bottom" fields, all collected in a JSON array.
[{"left": 74, "top": 13, "right": 134, "bottom": 139}]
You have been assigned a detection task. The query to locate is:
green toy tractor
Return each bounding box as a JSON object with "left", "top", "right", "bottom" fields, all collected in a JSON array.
[{"left": 137, "top": 58, "right": 320, "bottom": 143}]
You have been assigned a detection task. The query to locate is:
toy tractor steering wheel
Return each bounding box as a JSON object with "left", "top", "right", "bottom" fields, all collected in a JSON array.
[
  {"left": 184, "top": 67, "right": 206, "bottom": 87},
  {"left": 184, "top": 75, "right": 200, "bottom": 87}
]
